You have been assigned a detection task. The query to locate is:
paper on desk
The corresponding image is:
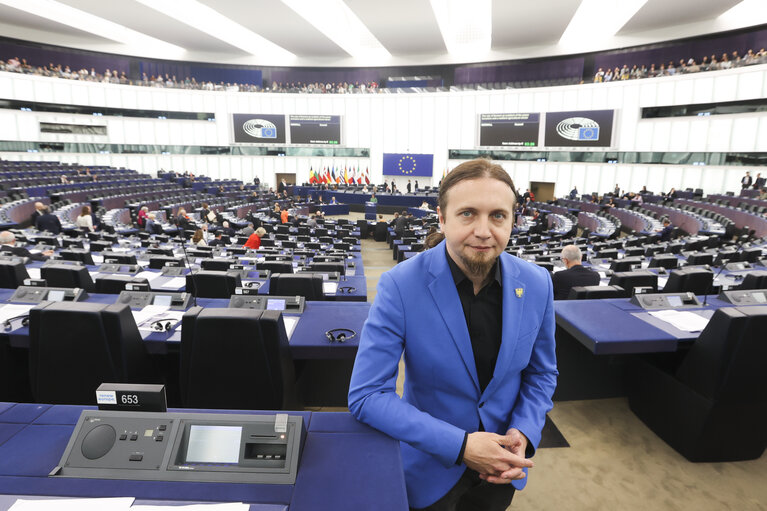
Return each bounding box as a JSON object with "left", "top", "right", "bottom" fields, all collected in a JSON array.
[
  {"left": 160, "top": 277, "right": 186, "bottom": 290},
  {"left": 648, "top": 310, "right": 710, "bottom": 332},
  {"left": 132, "top": 305, "right": 170, "bottom": 327},
  {"left": 283, "top": 316, "right": 299, "bottom": 340},
  {"left": 135, "top": 271, "right": 162, "bottom": 282},
  {"left": 657, "top": 277, "right": 669, "bottom": 289},
  {"left": 27, "top": 267, "right": 41, "bottom": 279},
  {"left": 131, "top": 503, "right": 248, "bottom": 511},
  {"left": 91, "top": 254, "right": 104, "bottom": 264},
  {"left": 9, "top": 497, "right": 134, "bottom": 511},
  {"left": 0, "top": 303, "right": 35, "bottom": 323},
  {"left": 322, "top": 282, "right": 338, "bottom": 294}
]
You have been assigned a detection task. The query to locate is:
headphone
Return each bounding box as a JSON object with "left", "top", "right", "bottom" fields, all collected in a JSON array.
[
  {"left": 150, "top": 319, "right": 175, "bottom": 332},
  {"left": 325, "top": 328, "right": 356, "bottom": 343},
  {"left": 337, "top": 286, "right": 356, "bottom": 294},
  {"left": 3, "top": 315, "right": 30, "bottom": 331},
  {"left": 243, "top": 281, "right": 262, "bottom": 289}
]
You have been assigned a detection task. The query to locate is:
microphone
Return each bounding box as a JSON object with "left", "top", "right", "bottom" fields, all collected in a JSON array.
[
  {"left": 178, "top": 235, "right": 198, "bottom": 307},
  {"left": 701, "top": 228, "right": 754, "bottom": 306}
]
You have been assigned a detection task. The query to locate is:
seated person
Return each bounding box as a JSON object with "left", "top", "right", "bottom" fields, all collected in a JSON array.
[
  {"left": 658, "top": 219, "right": 674, "bottom": 242},
  {"left": 30, "top": 202, "right": 45, "bottom": 225},
  {"left": 177, "top": 208, "right": 194, "bottom": 231},
  {"left": 420, "top": 200, "right": 431, "bottom": 210},
  {"left": 0, "top": 230, "right": 54, "bottom": 261},
  {"left": 220, "top": 221, "right": 235, "bottom": 238},
  {"left": 136, "top": 206, "right": 148, "bottom": 228},
  {"left": 239, "top": 222, "right": 255, "bottom": 236},
  {"left": 144, "top": 213, "right": 163, "bottom": 235},
  {"left": 192, "top": 229, "right": 207, "bottom": 247},
  {"left": 330, "top": 196, "right": 338, "bottom": 205},
  {"left": 551, "top": 245, "right": 600, "bottom": 300},
  {"left": 207, "top": 232, "right": 225, "bottom": 247},
  {"left": 35, "top": 206, "right": 62, "bottom": 234},
  {"left": 306, "top": 215, "right": 318, "bottom": 228}
]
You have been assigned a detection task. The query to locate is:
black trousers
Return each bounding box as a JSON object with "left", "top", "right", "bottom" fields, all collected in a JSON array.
[{"left": 411, "top": 469, "right": 516, "bottom": 511}]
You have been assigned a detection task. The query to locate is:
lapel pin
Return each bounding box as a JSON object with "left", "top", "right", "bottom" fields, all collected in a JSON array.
[{"left": 515, "top": 288, "right": 524, "bottom": 298}]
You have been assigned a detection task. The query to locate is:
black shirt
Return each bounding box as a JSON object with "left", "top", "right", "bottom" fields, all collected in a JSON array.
[
  {"left": 446, "top": 249, "right": 503, "bottom": 393},
  {"left": 446, "top": 248, "right": 503, "bottom": 464}
]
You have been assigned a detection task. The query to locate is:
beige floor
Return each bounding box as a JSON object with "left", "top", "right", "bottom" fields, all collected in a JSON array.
[{"left": 347, "top": 214, "right": 767, "bottom": 511}]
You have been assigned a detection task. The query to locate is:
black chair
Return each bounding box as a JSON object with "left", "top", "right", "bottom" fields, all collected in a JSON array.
[
  {"left": 628, "top": 306, "right": 767, "bottom": 461},
  {"left": 0, "top": 260, "right": 29, "bottom": 288},
  {"left": 59, "top": 248, "right": 95, "bottom": 266},
  {"left": 180, "top": 307, "right": 299, "bottom": 410},
  {"left": 685, "top": 252, "right": 714, "bottom": 266},
  {"left": 186, "top": 270, "right": 242, "bottom": 298},
  {"left": 259, "top": 261, "right": 294, "bottom": 274},
  {"left": 28, "top": 302, "right": 156, "bottom": 405},
  {"left": 95, "top": 276, "right": 149, "bottom": 295},
  {"left": 88, "top": 241, "right": 112, "bottom": 252},
  {"left": 101, "top": 252, "right": 138, "bottom": 265},
  {"left": 148, "top": 256, "right": 185, "bottom": 270},
  {"left": 567, "top": 285, "right": 625, "bottom": 300},
  {"left": 40, "top": 264, "right": 95, "bottom": 292},
  {"left": 648, "top": 255, "right": 679, "bottom": 270},
  {"left": 306, "top": 261, "right": 345, "bottom": 276},
  {"left": 609, "top": 257, "right": 644, "bottom": 272},
  {"left": 734, "top": 271, "right": 767, "bottom": 290},
  {"left": 269, "top": 274, "right": 325, "bottom": 300},
  {"left": 662, "top": 268, "right": 713, "bottom": 294},
  {"left": 608, "top": 270, "right": 658, "bottom": 297},
  {"left": 200, "top": 258, "right": 237, "bottom": 271}
]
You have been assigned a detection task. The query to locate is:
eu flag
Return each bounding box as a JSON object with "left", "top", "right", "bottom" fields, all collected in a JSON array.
[{"left": 382, "top": 153, "right": 434, "bottom": 177}]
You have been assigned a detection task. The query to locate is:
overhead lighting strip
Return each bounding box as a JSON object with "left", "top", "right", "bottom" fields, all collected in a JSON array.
[
  {"left": 430, "top": 0, "right": 491, "bottom": 57},
  {"left": 559, "top": 0, "right": 648, "bottom": 47},
  {"left": 280, "top": 0, "right": 391, "bottom": 60}
]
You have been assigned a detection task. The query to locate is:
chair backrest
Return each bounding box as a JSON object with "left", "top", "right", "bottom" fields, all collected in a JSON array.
[
  {"left": 686, "top": 252, "right": 714, "bottom": 266},
  {"left": 148, "top": 256, "right": 185, "bottom": 269},
  {"left": 676, "top": 306, "right": 767, "bottom": 402},
  {"left": 648, "top": 255, "right": 679, "bottom": 269},
  {"left": 567, "top": 285, "right": 625, "bottom": 300},
  {"left": 59, "top": 248, "right": 95, "bottom": 266},
  {"left": 609, "top": 257, "right": 644, "bottom": 272},
  {"left": 179, "top": 307, "right": 298, "bottom": 410},
  {"left": 200, "top": 258, "right": 237, "bottom": 271},
  {"left": 40, "top": 264, "right": 95, "bottom": 292},
  {"left": 101, "top": 252, "right": 138, "bottom": 265},
  {"left": 0, "top": 260, "right": 29, "bottom": 289},
  {"left": 95, "top": 275, "right": 149, "bottom": 294},
  {"left": 269, "top": 274, "right": 325, "bottom": 301},
  {"left": 737, "top": 271, "right": 767, "bottom": 290},
  {"left": 608, "top": 270, "right": 658, "bottom": 296},
  {"left": 259, "top": 261, "right": 294, "bottom": 274},
  {"left": 662, "top": 268, "right": 713, "bottom": 294},
  {"left": 307, "top": 261, "right": 346, "bottom": 276},
  {"left": 186, "top": 270, "right": 242, "bottom": 298},
  {"left": 28, "top": 302, "right": 152, "bottom": 404}
]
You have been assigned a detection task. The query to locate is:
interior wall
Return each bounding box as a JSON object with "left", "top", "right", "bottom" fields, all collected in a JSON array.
[{"left": 0, "top": 64, "right": 765, "bottom": 196}]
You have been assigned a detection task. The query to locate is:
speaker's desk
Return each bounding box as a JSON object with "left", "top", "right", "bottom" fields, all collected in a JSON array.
[{"left": 0, "top": 404, "right": 407, "bottom": 511}]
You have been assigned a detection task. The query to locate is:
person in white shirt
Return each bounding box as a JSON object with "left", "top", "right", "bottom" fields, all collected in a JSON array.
[{"left": 75, "top": 205, "right": 94, "bottom": 232}]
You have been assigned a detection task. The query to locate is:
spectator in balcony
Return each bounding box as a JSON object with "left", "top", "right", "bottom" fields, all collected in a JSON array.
[
  {"left": 603, "top": 68, "right": 614, "bottom": 82},
  {"left": 620, "top": 64, "right": 630, "bottom": 80},
  {"left": 742, "top": 171, "right": 753, "bottom": 189},
  {"left": 35, "top": 206, "right": 61, "bottom": 235},
  {"left": 720, "top": 53, "right": 732, "bottom": 69},
  {"left": 753, "top": 173, "right": 765, "bottom": 190},
  {"left": 75, "top": 205, "right": 94, "bottom": 232},
  {"left": 594, "top": 68, "right": 604, "bottom": 82},
  {"left": 0, "top": 230, "right": 54, "bottom": 261}
]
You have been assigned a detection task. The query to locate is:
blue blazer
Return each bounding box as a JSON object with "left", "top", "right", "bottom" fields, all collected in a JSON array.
[{"left": 349, "top": 240, "right": 558, "bottom": 508}]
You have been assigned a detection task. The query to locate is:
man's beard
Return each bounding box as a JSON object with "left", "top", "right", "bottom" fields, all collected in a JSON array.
[{"left": 461, "top": 249, "right": 495, "bottom": 278}]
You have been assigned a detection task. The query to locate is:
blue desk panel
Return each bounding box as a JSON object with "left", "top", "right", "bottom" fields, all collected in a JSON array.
[{"left": 0, "top": 405, "right": 407, "bottom": 511}]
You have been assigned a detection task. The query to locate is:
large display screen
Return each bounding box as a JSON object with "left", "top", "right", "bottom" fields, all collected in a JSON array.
[
  {"left": 186, "top": 425, "right": 242, "bottom": 464},
  {"left": 543, "top": 110, "right": 615, "bottom": 147},
  {"left": 288, "top": 115, "right": 342, "bottom": 145},
  {"left": 232, "top": 114, "right": 286, "bottom": 144},
  {"left": 478, "top": 113, "right": 540, "bottom": 147}
]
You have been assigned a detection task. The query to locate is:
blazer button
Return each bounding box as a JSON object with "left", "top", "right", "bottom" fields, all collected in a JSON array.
[{"left": 478, "top": 402, "right": 485, "bottom": 408}]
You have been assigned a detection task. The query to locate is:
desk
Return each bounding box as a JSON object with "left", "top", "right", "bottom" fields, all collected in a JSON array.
[
  {"left": 0, "top": 404, "right": 407, "bottom": 511},
  {"left": 0, "top": 293, "right": 371, "bottom": 406}
]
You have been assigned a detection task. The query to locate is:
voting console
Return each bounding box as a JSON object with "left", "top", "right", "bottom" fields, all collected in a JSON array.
[{"left": 52, "top": 410, "right": 305, "bottom": 484}]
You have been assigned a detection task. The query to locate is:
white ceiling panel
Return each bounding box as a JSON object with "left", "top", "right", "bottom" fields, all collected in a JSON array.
[
  {"left": 619, "top": 0, "right": 743, "bottom": 34},
  {"left": 492, "top": 0, "right": 582, "bottom": 49}
]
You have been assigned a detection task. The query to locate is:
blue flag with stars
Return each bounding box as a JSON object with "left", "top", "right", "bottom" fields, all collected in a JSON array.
[{"left": 382, "top": 153, "right": 434, "bottom": 177}]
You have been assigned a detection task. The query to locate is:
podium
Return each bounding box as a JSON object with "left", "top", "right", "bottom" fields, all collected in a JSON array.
[{"left": 365, "top": 201, "right": 377, "bottom": 220}]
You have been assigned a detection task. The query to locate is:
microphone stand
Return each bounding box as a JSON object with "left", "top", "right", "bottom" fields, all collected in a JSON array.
[{"left": 178, "top": 235, "right": 198, "bottom": 307}]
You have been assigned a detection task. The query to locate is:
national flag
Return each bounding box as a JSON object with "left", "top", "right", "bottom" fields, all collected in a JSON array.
[
  {"left": 334, "top": 166, "right": 341, "bottom": 184},
  {"left": 344, "top": 166, "right": 349, "bottom": 184},
  {"left": 364, "top": 167, "right": 370, "bottom": 185},
  {"left": 308, "top": 166, "right": 317, "bottom": 184}
]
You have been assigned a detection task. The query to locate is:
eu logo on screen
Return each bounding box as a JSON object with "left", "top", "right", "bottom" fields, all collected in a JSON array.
[{"left": 578, "top": 127, "right": 599, "bottom": 140}]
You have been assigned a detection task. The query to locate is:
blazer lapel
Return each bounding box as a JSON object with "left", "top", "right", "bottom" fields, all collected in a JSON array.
[
  {"left": 483, "top": 254, "right": 524, "bottom": 399},
  {"left": 427, "top": 243, "right": 480, "bottom": 394}
]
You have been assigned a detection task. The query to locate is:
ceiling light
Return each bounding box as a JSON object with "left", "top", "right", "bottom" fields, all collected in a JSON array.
[
  {"left": 717, "top": 0, "right": 767, "bottom": 25},
  {"left": 559, "top": 0, "right": 648, "bottom": 48},
  {"left": 135, "top": 0, "right": 295, "bottom": 61},
  {"left": 0, "top": 0, "right": 185, "bottom": 58},
  {"left": 280, "top": 0, "right": 390, "bottom": 60},
  {"left": 430, "top": 0, "right": 491, "bottom": 56}
]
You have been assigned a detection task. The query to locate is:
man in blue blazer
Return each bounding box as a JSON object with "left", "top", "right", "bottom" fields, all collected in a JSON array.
[{"left": 349, "top": 159, "right": 558, "bottom": 510}]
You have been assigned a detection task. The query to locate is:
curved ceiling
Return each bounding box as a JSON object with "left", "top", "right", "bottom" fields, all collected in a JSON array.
[{"left": 0, "top": 0, "right": 763, "bottom": 68}]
